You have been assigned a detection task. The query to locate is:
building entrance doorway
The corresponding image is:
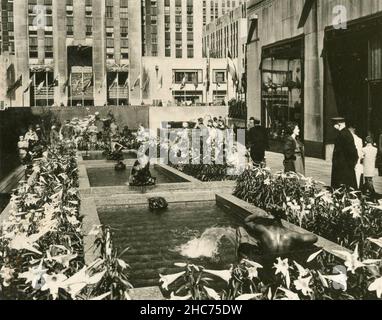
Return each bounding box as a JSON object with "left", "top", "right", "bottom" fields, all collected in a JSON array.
[{"left": 325, "top": 14, "right": 382, "bottom": 144}]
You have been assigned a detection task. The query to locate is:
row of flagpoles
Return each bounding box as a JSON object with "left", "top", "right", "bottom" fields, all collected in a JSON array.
[{"left": 5, "top": 52, "right": 241, "bottom": 106}]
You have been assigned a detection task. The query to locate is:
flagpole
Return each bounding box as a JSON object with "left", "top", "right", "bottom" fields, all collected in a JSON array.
[
  {"left": 70, "top": 72, "right": 73, "bottom": 107},
  {"left": 140, "top": 55, "right": 143, "bottom": 104},
  {"left": 117, "top": 72, "right": 119, "bottom": 107},
  {"left": 46, "top": 71, "right": 49, "bottom": 107},
  {"left": 82, "top": 70, "right": 84, "bottom": 107},
  {"left": 33, "top": 74, "right": 36, "bottom": 107}
]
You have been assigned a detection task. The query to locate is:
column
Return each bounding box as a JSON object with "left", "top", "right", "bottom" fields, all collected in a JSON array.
[
  {"left": 53, "top": 0, "right": 68, "bottom": 106},
  {"left": 128, "top": 0, "right": 142, "bottom": 105},
  {"left": 113, "top": 0, "right": 121, "bottom": 64},
  {"left": 93, "top": 0, "right": 107, "bottom": 106},
  {"left": 14, "top": 0, "right": 29, "bottom": 107},
  {"left": 304, "top": 0, "right": 324, "bottom": 154}
]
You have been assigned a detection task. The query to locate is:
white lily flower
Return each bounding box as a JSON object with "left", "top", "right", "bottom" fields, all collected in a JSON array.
[
  {"left": 367, "top": 237, "right": 382, "bottom": 248},
  {"left": 307, "top": 249, "right": 323, "bottom": 263},
  {"left": 273, "top": 258, "right": 291, "bottom": 289},
  {"left": 19, "top": 260, "right": 48, "bottom": 290},
  {"left": 41, "top": 273, "right": 68, "bottom": 300},
  {"left": 293, "top": 276, "right": 313, "bottom": 296},
  {"left": 277, "top": 287, "right": 300, "bottom": 300},
  {"left": 170, "top": 292, "right": 192, "bottom": 300},
  {"left": 368, "top": 277, "right": 382, "bottom": 299},
  {"left": 9, "top": 234, "right": 42, "bottom": 255},
  {"left": 204, "top": 286, "right": 220, "bottom": 300},
  {"left": 203, "top": 268, "right": 232, "bottom": 283},
  {"left": 0, "top": 266, "right": 15, "bottom": 287},
  {"left": 159, "top": 271, "right": 186, "bottom": 290},
  {"left": 293, "top": 261, "right": 309, "bottom": 278},
  {"left": 235, "top": 293, "right": 262, "bottom": 301},
  {"left": 333, "top": 245, "right": 365, "bottom": 274},
  {"left": 322, "top": 274, "right": 348, "bottom": 291}
]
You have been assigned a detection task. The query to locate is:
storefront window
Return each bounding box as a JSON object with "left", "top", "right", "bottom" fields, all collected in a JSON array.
[{"left": 261, "top": 39, "right": 304, "bottom": 149}]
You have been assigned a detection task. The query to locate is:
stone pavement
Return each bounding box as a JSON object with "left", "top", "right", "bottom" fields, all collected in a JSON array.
[{"left": 264, "top": 152, "right": 382, "bottom": 194}]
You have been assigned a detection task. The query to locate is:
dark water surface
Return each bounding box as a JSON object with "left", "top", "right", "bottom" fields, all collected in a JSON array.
[
  {"left": 98, "top": 202, "right": 241, "bottom": 289},
  {"left": 82, "top": 152, "right": 137, "bottom": 161},
  {"left": 87, "top": 166, "right": 188, "bottom": 187}
]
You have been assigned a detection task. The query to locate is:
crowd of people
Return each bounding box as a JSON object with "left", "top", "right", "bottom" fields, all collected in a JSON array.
[
  {"left": 16, "top": 110, "right": 380, "bottom": 199},
  {"left": 245, "top": 115, "right": 379, "bottom": 200}
]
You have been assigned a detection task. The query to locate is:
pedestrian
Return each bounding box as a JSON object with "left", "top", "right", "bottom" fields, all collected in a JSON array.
[
  {"left": 50, "top": 126, "right": 60, "bottom": 145},
  {"left": 349, "top": 124, "right": 364, "bottom": 189},
  {"left": 60, "top": 120, "right": 75, "bottom": 141},
  {"left": 283, "top": 122, "right": 305, "bottom": 176},
  {"left": 24, "top": 125, "right": 39, "bottom": 150},
  {"left": 362, "top": 136, "right": 378, "bottom": 199},
  {"left": 331, "top": 117, "right": 359, "bottom": 190},
  {"left": 247, "top": 117, "right": 268, "bottom": 167},
  {"left": 94, "top": 112, "right": 104, "bottom": 140}
]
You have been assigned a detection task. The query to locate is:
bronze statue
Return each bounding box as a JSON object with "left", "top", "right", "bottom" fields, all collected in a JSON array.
[{"left": 237, "top": 208, "right": 318, "bottom": 266}]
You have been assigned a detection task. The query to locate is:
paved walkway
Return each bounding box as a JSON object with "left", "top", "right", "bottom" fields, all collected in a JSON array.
[{"left": 264, "top": 152, "right": 382, "bottom": 194}]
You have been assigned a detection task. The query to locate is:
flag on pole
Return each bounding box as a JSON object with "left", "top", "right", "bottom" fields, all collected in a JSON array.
[
  {"left": 23, "top": 75, "right": 34, "bottom": 93},
  {"left": 36, "top": 80, "right": 45, "bottom": 94},
  {"left": 205, "top": 54, "right": 210, "bottom": 92},
  {"left": 193, "top": 73, "right": 198, "bottom": 89},
  {"left": 109, "top": 75, "right": 118, "bottom": 90},
  {"left": 157, "top": 75, "right": 163, "bottom": 90},
  {"left": 170, "top": 73, "right": 175, "bottom": 90},
  {"left": 49, "top": 76, "right": 59, "bottom": 88},
  {"left": 180, "top": 73, "right": 187, "bottom": 90},
  {"left": 63, "top": 78, "right": 69, "bottom": 93},
  {"left": 132, "top": 74, "right": 141, "bottom": 91},
  {"left": 123, "top": 76, "right": 129, "bottom": 89},
  {"left": 142, "top": 68, "right": 150, "bottom": 92},
  {"left": 227, "top": 51, "right": 239, "bottom": 87},
  {"left": 82, "top": 75, "right": 93, "bottom": 93},
  {"left": 7, "top": 75, "right": 22, "bottom": 97}
]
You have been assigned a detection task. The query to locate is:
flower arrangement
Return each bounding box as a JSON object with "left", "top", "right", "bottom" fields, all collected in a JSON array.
[
  {"left": 159, "top": 244, "right": 382, "bottom": 300},
  {"left": 0, "top": 143, "right": 132, "bottom": 300},
  {"left": 233, "top": 167, "right": 382, "bottom": 260}
]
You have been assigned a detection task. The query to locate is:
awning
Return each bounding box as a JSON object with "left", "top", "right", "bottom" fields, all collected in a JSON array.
[{"left": 297, "top": 0, "right": 316, "bottom": 29}]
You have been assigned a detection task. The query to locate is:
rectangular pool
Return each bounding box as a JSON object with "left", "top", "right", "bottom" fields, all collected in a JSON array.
[
  {"left": 82, "top": 152, "right": 137, "bottom": 161},
  {"left": 98, "top": 202, "right": 240, "bottom": 289},
  {"left": 87, "top": 166, "right": 189, "bottom": 187}
]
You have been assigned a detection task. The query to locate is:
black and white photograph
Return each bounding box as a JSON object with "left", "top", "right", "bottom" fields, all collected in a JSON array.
[{"left": 1, "top": 0, "right": 382, "bottom": 305}]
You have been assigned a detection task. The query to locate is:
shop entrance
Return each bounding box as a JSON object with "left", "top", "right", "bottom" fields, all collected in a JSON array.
[
  {"left": 260, "top": 37, "right": 304, "bottom": 153},
  {"left": 324, "top": 14, "right": 382, "bottom": 144}
]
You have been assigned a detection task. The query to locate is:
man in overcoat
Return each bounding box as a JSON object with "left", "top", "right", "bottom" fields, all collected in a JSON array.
[{"left": 331, "top": 117, "right": 359, "bottom": 189}]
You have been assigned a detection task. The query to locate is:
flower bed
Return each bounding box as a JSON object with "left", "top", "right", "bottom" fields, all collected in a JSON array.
[
  {"left": 159, "top": 246, "right": 382, "bottom": 300},
  {"left": 0, "top": 143, "right": 132, "bottom": 300},
  {"left": 171, "top": 164, "right": 238, "bottom": 182},
  {"left": 233, "top": 168, "right": 382, "bottom": 259},
  {"left": 157, "top": 170, "right": 382, "bottom": 301}
]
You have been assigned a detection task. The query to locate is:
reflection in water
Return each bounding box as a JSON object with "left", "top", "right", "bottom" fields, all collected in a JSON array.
[{"left": 176, "top": 227, "right": 237, "bottom": 259}]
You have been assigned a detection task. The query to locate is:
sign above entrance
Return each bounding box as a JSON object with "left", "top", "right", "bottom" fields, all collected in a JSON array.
[{"left": 71, "top": 66, "right": 93, "bottom": 73}]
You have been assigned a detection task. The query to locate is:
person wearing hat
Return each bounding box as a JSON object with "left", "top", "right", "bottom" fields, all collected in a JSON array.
[
  {"left": 50, "top": 126, "right": 60, "bottom": 145},
  {"left": 60, "top": 120, "right": 75, "bottom": 141},
  {"left": 331, "top": 117, "right": 359, "bottom": 190},
  {"left": 247, "top": 117, "right": 268, "bottom": 166}
]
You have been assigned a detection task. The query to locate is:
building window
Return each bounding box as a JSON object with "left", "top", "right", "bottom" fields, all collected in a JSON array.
[
  {"left": 173, "top": 70, "right": 202, "bottom": 84},
  {"left": 214, "top": 70, "right": 226, "bottom": 83}
]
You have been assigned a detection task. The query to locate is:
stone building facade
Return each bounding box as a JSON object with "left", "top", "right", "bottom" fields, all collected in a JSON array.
[
  {"left": 0, "top": 0, "right": 246, "bottom": 107},
  {"left": 246, "top": 0, "right": 382, "bottom": 158}
]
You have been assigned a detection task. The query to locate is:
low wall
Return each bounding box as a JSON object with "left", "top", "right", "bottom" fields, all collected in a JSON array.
[
  {"left": 31, "top": 106, "right": 150, "bottom": 130},
  {"left": 148, "top": 106, "right": 229, "bottom": 131}
]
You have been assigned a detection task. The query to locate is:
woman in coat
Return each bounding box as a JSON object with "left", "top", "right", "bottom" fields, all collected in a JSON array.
[{"left": 283, "top": 122, "right": 305, "bottom": 176}]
